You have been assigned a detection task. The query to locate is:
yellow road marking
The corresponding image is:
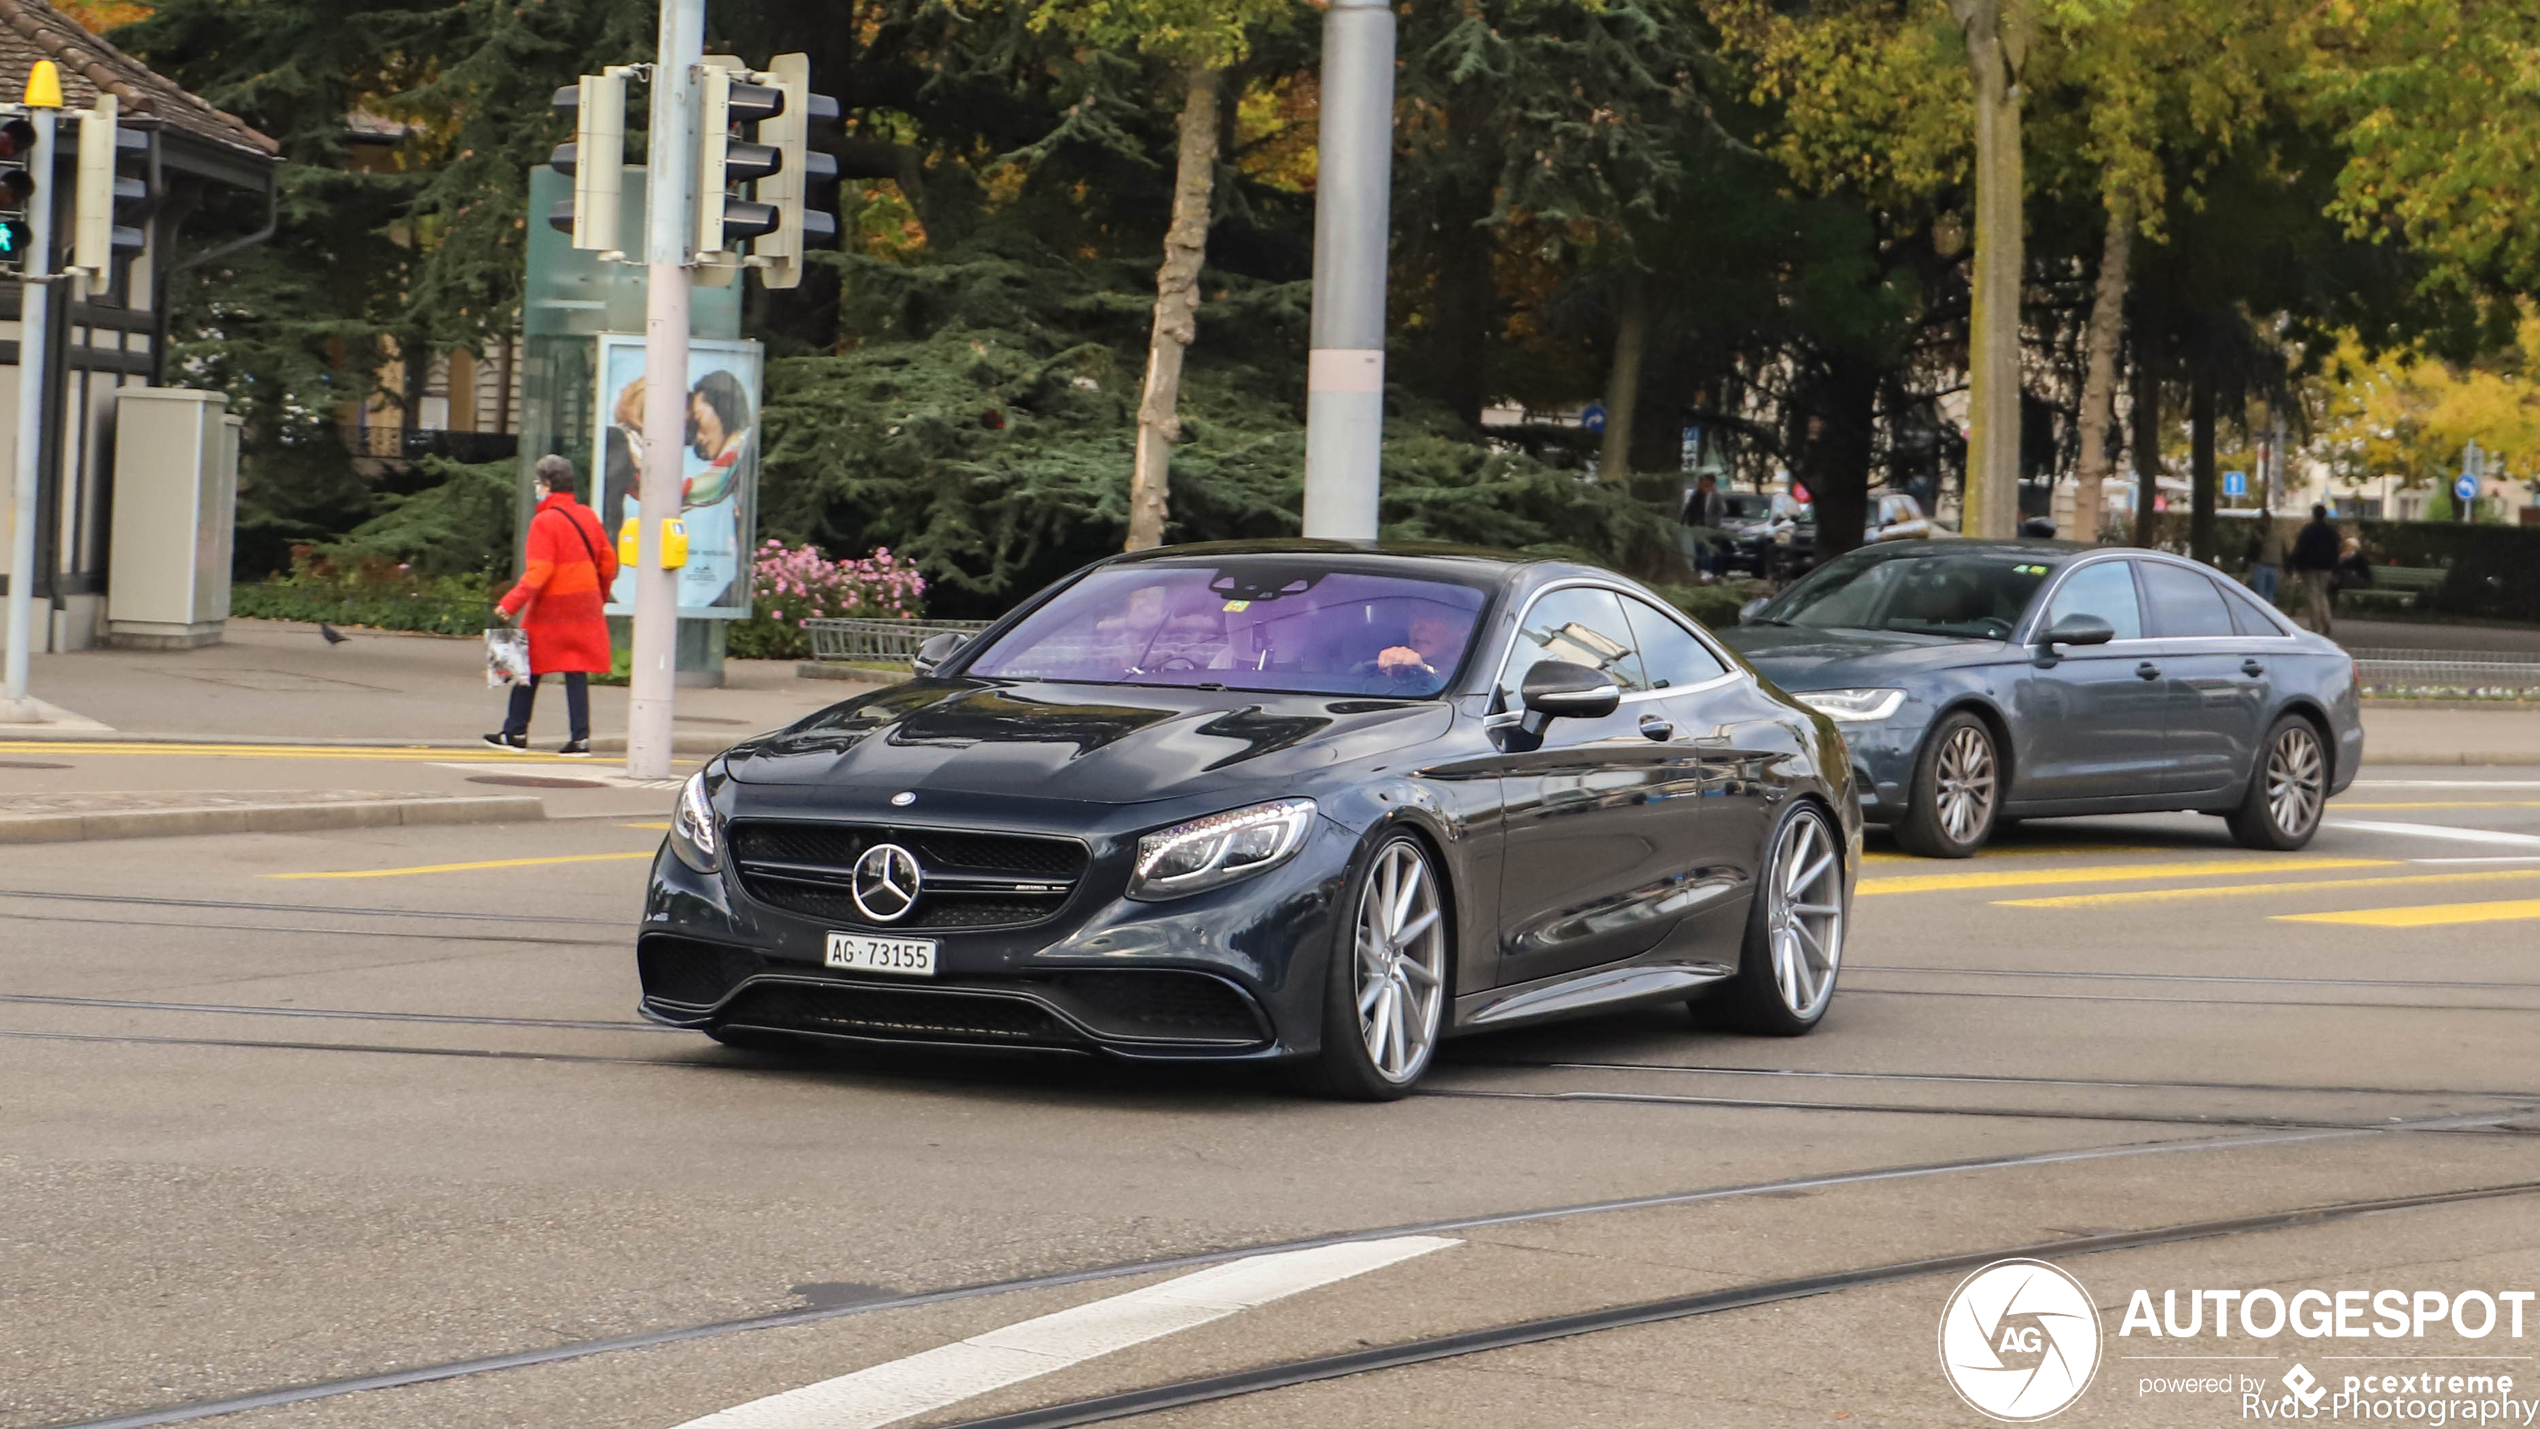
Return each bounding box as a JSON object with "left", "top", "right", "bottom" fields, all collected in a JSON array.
[
  {"left": 2274, "top": 898, "right": 2540, "bottom": 929},
  {"left": 2333, "top": 801, "right": 2540, "bottom": 810},
  {"left": 266, "top": 851, "right": 657, "bottom": 880},
  {"left": 0, "top": 741, "right": 688, "bottom": 767},
  {"left": 622, "top": 821, "right": 670, "bottom": 830},
  {"left": 1862, "top": 844, "right": 2168, "bottom": 865},
  {"left": 1999, "top": 867, "right": 2540, "bottom": 909},
  {"left": 1857, "top": 857, "right": 2394, "bottom": 896}
]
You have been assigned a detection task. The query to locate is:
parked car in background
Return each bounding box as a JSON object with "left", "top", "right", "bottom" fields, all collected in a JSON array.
[
  {"left": 640, "top": 541, "right": 1863, "bottom": 1099},
  {"left": 1756, "top": 492, "right": 1951, "bottom": 580},
  {"left": 1718, "top": 541, "right": 2361, "bottom": 857}
]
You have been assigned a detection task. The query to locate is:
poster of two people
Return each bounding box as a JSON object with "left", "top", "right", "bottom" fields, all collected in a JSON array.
[{"left": 596, "top": 335, "right": 763, "bottom": 617}]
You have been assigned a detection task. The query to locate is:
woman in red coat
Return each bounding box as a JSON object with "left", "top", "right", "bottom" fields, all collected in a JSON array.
[{"left": 484, "top": 455, "right": 618, "bottom": 755}]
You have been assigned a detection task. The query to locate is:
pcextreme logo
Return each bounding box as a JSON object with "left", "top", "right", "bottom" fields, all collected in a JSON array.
[{"left": 1940, "top": 1259, "right": 2105, "bottom": 1422}]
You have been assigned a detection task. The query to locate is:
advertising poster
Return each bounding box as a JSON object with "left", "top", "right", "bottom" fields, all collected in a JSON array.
[{"left": 595, "top": 334, "right": 763, "bottom": 619}]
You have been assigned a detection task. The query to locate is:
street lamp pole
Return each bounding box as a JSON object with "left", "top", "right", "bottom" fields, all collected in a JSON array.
[
  {"left": 626, "top": 0, "right": 704, "bottom": 780},
  {"left": 3, "top": 80, "right": 58, "bottom": 723},
  {"left": 1299, "top": 0, "right": 1395, "bottom": 542}
]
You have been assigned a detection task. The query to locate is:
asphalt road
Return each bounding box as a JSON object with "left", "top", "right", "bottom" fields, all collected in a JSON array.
[{"left": 7, "top": 769, "right": 2540, "bottom": 1429}]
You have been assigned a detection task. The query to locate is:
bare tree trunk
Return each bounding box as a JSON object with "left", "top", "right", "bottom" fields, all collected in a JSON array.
[
  {"left": 2131, "top": 311, "right": 2163, "bottom": 548},
  {"left": 1125, "top": 65, "right": 1220, "bottom": 552},
  {"left": 1597, "top": 275, "right": 1647, "bottom": 483},
  {"left": 2073, "top": 207, "right": 2130, "bottom": 544},
  {"left": 2188, "top": 362, "right": 2217, "bottom": 563},
  {"left": 1950, "top": 0, "right": 2027, "bottom": 539}
]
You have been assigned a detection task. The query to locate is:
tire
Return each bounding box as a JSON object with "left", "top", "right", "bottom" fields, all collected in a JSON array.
[
  {"left": 2226, "top": 715, "right": 2328, "bottom": 850},
  {"left": 1894, "top": 711, "right": 2001, "bottom": 858},
  {"left": 1301, "top": 833, "right": 1451, "bottom": 1101},
  {"left": 1692, "top": 801, "right": 1846, "bottom": 1036}
]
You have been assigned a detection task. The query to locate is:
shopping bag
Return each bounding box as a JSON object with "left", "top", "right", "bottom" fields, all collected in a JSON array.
[{"left": 485, "top": 627, "right": 532, "bottom": 687}]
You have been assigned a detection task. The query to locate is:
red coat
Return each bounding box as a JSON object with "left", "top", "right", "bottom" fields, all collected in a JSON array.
[{"left": 499, "top": 494, "right": 619, "bottom": 674}]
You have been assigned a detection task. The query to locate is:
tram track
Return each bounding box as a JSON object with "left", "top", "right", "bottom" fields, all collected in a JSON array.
[{"left": 36, "top": 1119, "right": 2444, "bottom": 1429}]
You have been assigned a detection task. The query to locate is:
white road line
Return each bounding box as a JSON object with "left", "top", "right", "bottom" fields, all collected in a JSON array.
[
  {"left": 2327, "top": 819, "right": 2540, "bottom": 849},
  {"left": 668, "top": 1236, "right": 1459, "bottom": 1429},
  {"left": 2353, "top": 781, "right": 2540, "bottom": 789}
]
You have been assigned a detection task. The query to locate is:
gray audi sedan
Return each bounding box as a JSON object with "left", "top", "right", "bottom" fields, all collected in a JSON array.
[{"left": 1719, "top": 541, "right": 2362, "bottom": 857}]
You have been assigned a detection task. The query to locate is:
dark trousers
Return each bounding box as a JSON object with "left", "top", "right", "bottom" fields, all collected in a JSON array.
[{"left": 503, "top": 672, "right": 590, "bottom": 741}]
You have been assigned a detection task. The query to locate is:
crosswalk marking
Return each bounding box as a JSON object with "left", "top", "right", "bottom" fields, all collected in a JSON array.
[
  {"left": 1857, "top": 857, "right": 2392, "bottom": 897},
  {"left": 2274, "top": 898, "right": 2540, "bottom": 929},
  {"left": 1996, "top": 867, "right": 2540, "bottom": 909}
]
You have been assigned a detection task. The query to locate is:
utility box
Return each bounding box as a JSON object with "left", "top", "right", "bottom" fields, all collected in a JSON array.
[{"left": 107, "top": 387, "right": 237, "bottom": 649}]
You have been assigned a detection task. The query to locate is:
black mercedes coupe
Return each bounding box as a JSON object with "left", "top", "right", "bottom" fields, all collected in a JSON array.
[{"left": 639, "top": 542, "right": 1860, "bottom": 1099}]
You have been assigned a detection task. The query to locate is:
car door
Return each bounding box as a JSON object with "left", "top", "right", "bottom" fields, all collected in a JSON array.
[
  {"left": 2008, "top": 557, "right": 2170, "bottom": 803},
  {"left": 1491, "top": 585, "right": 1708, "bottom": 988},
  {"left": 2137, "top": 561, "right": 2263, "bottom": 795},
  {"left": 1618, "top": 593, "right": 1768, "bottom": 957}
]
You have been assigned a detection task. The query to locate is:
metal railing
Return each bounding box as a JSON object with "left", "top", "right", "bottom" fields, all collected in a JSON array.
[
  {"left": 2350, "top": 648, "right": 2540, "bottom": 698},
  {"left": 804, "top": 617, "right": 991, "bottom": 664}
]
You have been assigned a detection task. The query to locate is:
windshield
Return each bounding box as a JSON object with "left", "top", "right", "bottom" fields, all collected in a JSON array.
[
  {"left": 962, "top": 562, "right": 1493, "bottom": 698},
  {"left": 1762, "top": 551, "right": 2054, "bottom": 640}
]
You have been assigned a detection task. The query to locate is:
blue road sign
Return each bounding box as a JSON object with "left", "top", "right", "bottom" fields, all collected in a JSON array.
[
  {"left": 2457, "top": 473, "right": 2481, "bottom": 503},
  {"left": 1581, "top": 403, "right": 1607, "bottom": 434},
  {"left": 2223, "top": 470, "right": 2247, "bottom": 498}
]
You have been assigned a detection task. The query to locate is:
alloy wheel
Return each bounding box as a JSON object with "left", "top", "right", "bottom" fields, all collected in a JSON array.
[
  {"left": 1934, "top": 724, "right": 1997, "bottom": 843},
  {"left": 2266, "top": 725, "right": 2325, "bottom": 837},
  {"left": 1767, "top": 811, "right": 1844, "bottom": 1019},
  {"left": 1354, "top": 840, "right": 1447, "bottom": 1084}
]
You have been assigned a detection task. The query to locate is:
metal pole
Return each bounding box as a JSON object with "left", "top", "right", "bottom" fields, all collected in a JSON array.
[
  {"left": 627, "top": 0, "right": 704, "bottom": 780},
  {"left": 1300, "top": 0, "right": 1395, "bottom": 542},
  {"left": 4, "top": 108, "right": 56, "bottom": 721}
]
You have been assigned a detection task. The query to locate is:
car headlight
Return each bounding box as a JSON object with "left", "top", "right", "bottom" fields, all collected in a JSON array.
[
  {"left": 1793, "top": 688, "right": 1908, "bottom": 722},
  {"left": 670, "top": 769, "right": 721, "bottom": 872},
  {"left": 1128, "top": 798, "right": 1318, "bottom": 901}
]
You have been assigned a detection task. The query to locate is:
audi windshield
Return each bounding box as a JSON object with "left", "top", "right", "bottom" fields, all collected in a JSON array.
[
  {"left": 1758, "top": 550, "right": 2056, "bottom": 641},
  {"left": 961, "top": 561, "right": 1494, "bottom": 698}
]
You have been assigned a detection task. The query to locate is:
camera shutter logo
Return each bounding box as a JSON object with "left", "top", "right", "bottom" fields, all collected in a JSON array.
[
  {"left": 850, "top": 843, "right": 922, "bottom": 923},
  {"left": 1938, "top": 1259, "right": 2102, "bottom": 1422}
]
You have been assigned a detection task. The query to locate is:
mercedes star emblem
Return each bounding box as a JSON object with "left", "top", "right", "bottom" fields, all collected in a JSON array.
[{"left": 850, "top": 843, "right": 923, "bottom": 923}]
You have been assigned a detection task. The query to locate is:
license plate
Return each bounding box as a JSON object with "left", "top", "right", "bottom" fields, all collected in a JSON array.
[{"left": 825, "top": 932, "right": 938, "bottom": 977}]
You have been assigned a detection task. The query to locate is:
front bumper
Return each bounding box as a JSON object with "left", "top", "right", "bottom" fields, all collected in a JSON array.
[
  {"left": 636, "top": 801, "right": 1352, "bottom": 1062},
  {"left": 1823, "top": 717, "right": 1926, "bottom": 822}
]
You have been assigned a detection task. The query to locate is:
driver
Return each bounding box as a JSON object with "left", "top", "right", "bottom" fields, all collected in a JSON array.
[{"left": 1373, "top": 608, "right": 1467, "bottom": 682}]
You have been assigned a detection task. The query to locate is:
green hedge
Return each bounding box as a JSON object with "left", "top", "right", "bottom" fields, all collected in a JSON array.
[
  {"left": 229, "top": 582, "right": 492, "bottom": 635},
  {"left": 2144, "top": 513, "right": 2540, "bottom": 622}
]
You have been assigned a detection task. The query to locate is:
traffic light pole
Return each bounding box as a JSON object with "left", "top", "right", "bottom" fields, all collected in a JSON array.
[
  {"left": 1299, "top": 0, "right": 1395, "bottom": 542},
  {"left": 627, "top": 0, "right": 705, "bottom": 780},
  {"left": 3, "top": 106, "right": 53, "bottom": 721}
]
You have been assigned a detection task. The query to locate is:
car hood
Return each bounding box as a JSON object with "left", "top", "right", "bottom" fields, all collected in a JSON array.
[
  {"left": 723, "top": 679, "right": 1455, "bottom": 804},
  {"left": 1717, "top": 623, "right": 2003, "bottom": 689}
]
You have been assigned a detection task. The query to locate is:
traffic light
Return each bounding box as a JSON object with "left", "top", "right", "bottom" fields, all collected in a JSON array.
[
  {"left": 694, "top": 59, "right": 784, "bottom": 259},
  {"left": 547, "top": 71, "right": 627, "bottom": 251},
  {"left": 0, "top": 110, "right": 39, "bottom": 277},
  {"left": 751, "top": 53, "right": 841, "bottom": 290},
  {"left": 72, "top": 94, "right": 148, "bottom": 275}
]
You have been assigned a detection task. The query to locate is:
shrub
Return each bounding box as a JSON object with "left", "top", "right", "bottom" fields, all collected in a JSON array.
[
  {"left": 725, "top": 541, "right": 928, "bottom": 660},
  {"left": 230, "top": 551, "right": 498, "bottom": 635}
]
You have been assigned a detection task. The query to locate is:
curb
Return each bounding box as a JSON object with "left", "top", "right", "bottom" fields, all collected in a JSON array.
[
  {"left": 2360, "top": 751, "right": 2540, "bottom": 767},
  {"left": 796, "top": 661, "right": 908, "bottom": 685},
  {"left": 0, "top": 729, "right": 741, "bottom": 756},
  {"left": 0, "top": 794, "right": 546, "bottom": 846}
]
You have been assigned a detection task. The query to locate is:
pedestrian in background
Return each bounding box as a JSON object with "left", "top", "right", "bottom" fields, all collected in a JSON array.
[
  {"left": 2335, "top": 535, "right": 2376, "bottom": 600},
  {"left": 2246, "top": 512, "right": 2289, "bottom": 605},
  {"left": 1684, "top": 472, "right": 1728, "bottom": 583},
  {"left": 485, "top": 455, "right": 618, "bottom": 756},
  {"left": 2289, "top": 503, "right": 2341, "bottom": 636}
]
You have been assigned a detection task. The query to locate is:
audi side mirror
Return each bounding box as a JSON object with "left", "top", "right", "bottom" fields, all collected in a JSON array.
[
  {"left": 2038, "top": 614, "right": 2115, "bottom": 649},
  {"left": 1519, "top": 659, "right": 1621, "bottom": 735},
  {"left": 912, "top": 631, "right": 968, "bottom": 677}
]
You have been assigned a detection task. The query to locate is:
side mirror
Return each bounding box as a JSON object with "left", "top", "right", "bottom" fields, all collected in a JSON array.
[
  {"left": 1738, "top": 596, "right": 1772, "bottom": 624},
  {"left": 912, "top": 631, "right": 969, "bottom": 677},
  {"left": 1519, "top": 659, "right": 1621, "bottom": 735},
  {"left": 2038, "top": 613, "right": 2115, "bottom": 649}
]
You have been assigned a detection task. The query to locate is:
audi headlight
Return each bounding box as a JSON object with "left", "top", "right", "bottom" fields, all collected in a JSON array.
[
  {"left": 1129, "top": 798, "right": 1318, "bottom": 901},
  {"left": 670, "top": 769, "right": 721, "bottom": 872},
  {"left": 1793, "top": 688, "right": 1908, "bottom": 722}
]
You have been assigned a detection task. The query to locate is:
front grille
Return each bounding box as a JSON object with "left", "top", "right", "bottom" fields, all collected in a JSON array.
[
  {"left": 719, "top": 981, "right": 1082, "bottom": 1047},
  {"left": 728, "top": 820, "right": 1088, "bottom": 931},
  {"left": 638, "top": 936, "right": 765, "bottom": 1007},
  {"left": 1046, "top": 971, "right": 1267, "bottom": 1044}
]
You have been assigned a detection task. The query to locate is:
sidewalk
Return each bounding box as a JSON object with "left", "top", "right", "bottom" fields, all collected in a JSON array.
[
  {"left": 2359, "top": 704, "right": 2540, "bottom": 765},
  {"left": 10, "top": 618, "right": 878, "bottom": 748}
]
